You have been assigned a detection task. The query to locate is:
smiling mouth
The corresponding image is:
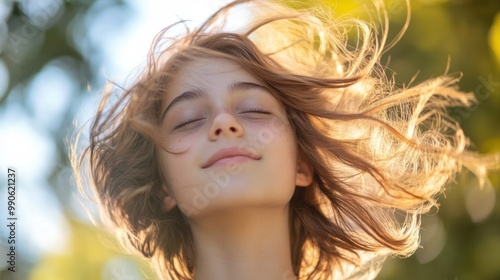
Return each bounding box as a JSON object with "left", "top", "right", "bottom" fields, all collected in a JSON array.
[{"left": 202, "top": 147, "right": 261, "bottom": 168}]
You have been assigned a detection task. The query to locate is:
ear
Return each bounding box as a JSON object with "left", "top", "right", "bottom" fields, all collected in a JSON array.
[
  {"left": 295, "top": 156, "right": 313, "bottom": 187},
  {"left": 161, "top": 186, "right": 177, "bottom": 212}
]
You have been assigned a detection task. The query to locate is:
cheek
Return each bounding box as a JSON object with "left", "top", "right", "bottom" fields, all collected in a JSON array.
[
  {"left": 157, "top": 152, "right": 191, "bottom": 197},
  {"left": 241, "top": 115, "right": 294, "bottom": 153},
  {"left": 247, "top": 116, "right": 298, "bottom": 181},
  {"left": 270, "top": 126, "right": 298, "bottom": 177},
  {"left": 159, "top": 130, "right": 201, "bottom": 154},
  {"left": 257, "top": 125, "right": 298, "bottom": 203},
  {"left": 267, "top": 117, "right": 298, "bottom": 176}
]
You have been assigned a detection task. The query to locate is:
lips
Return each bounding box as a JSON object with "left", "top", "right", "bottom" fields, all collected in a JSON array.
[{"left": 202, "top": 147, "right": 261, "bottom": 168}]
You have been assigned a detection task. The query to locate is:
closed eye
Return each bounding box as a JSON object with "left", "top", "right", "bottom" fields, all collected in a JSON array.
[
  {"left": 174, "top": 117, "right": 205, "bottom": 129},
  {"left": 241, "top": 108, "right": 271, "bottom": 114}
]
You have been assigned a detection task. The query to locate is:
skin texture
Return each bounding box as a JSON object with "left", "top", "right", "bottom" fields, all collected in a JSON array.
[{"left": 157, "top": 57, "right": 313, "bottom": 279}]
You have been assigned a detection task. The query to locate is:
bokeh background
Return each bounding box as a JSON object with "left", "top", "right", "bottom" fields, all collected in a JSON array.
[{"left": 0, "top": 0, "right": 499, "bottom": 279}]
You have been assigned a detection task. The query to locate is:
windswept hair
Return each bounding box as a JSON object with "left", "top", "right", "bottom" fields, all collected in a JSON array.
[{"left": 72, "top": 0, "right": 499, "bottom": 279}]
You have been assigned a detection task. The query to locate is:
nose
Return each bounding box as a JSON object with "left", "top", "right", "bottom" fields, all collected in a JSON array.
[{"left": 208, "top": 111, "right": 244, "bottom": 140}]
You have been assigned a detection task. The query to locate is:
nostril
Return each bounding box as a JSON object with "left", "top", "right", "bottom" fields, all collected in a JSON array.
[{"left": 230, "top": 127, "right": 237, "bottom": 132}]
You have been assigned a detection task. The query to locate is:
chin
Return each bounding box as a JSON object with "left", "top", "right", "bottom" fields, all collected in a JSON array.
[{"left": 179, "top": 180, "right": 294, "bottom": 218}]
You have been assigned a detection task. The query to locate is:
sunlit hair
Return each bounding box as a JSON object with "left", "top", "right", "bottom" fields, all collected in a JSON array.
[{"left": 72, "top": 0, "right": 498, "bottom": 279}]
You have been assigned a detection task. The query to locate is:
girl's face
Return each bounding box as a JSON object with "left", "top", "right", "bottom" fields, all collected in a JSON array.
[{"left": 158, "top": 57, "right": 310, "bottom": 218}]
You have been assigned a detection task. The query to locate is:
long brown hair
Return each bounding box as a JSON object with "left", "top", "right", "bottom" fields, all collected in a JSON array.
[{"left": 72, "top": 0, "right": 499, "bottom": 279}]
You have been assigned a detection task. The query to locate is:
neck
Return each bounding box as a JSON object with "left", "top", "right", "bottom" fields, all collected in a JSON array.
[{"left": 190, "top": 205, "right": 296, "bottom": 280}]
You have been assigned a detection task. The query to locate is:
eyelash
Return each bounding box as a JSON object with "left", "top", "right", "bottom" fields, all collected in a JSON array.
[
  {"left": 242, "top": 108, "right": 271, "bottom": 114},
  {"left": 175, "top": 117, "right": 204, "bottom": 129}
]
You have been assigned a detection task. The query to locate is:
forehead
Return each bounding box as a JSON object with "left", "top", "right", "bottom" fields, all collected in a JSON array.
[{"left": 166, "top": 57, "right": 260, "bottom": 92}]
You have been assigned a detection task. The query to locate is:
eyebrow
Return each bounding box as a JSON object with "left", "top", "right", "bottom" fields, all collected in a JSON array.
[
  {"left": 161, "top": 89, "right": 205, "bottom": 120},
  {"left": 230, "top": 81, "right": 268, "bottom": 92},
  {"left": 161, "top": 81, "right": 269, "bottom": 120}
]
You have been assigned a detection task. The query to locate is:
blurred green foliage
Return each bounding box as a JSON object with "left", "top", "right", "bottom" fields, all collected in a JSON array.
[
  {"left": 29, "top": 218, "right": 155, "bottom": 280},
  {"left": 0, "top": 0, "right": 499, "bottom": 279}
]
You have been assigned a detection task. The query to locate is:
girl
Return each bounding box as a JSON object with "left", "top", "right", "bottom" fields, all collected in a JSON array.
[{"left": 73, "top": 0, "right": 499, "bottom": 279}]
